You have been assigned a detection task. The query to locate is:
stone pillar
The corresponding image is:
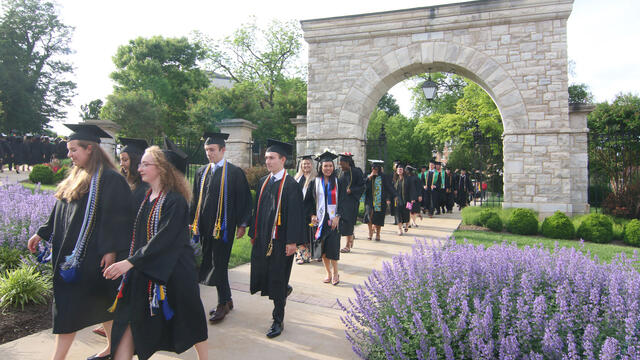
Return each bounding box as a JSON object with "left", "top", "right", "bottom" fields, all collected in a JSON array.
[
  {"left": 218, "top": 118, "right": 257, "bottom": 169},
  {"left": 291, "top": 115, "right": 307, "bottom": 156},
  {"left": 83, "top": 119, "right": 121, "bottom": 160},
  {"left": 569, "top": 103, "right": 595, "bottom": 214}
]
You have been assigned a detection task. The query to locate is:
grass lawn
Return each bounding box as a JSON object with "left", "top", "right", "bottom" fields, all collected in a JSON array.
[
  {"left": 20, "top": 182, "right": 57, "bottom": 192},
  {"left": 229, "top": 234, "right": 252, "bottom": 268},
  {"left": 454, "top": 229, "right": 639, "bottom": 265}
]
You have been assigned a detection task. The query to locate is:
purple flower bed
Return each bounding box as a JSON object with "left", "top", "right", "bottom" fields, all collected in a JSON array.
[
  {"left": 0, "top": 184, "right": 56, "bottom": 249},
  {"left": 339, "top": 238, "right": 640, "bottom": 359}
]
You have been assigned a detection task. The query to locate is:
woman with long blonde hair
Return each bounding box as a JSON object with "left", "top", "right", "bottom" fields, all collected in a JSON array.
[
  {"left": 28, "top": 124, "right": 133, "bottom": 360},
  {"left": 103, "top": 144, "right": 208, "bottom": 360},
  {"left": 294, "top": 155, "right": 316, "bottom": 264}
]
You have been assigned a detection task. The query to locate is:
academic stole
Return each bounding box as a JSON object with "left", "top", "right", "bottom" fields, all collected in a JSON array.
[
  {"left": 109, "top": 190, "right": 174, "bottom": 320},
  {"left": 314, "top": 177, "right": 338, "bottom": 240},
  {"left": 190, "top": 163, "right": 211, "bottom": 243},
  {"left": 59, "top": 166, "right": 103, "bottom": 283},
  {"left": 191, "top": 161, "right": 229, "bottom": 243},
  {"left": 252, "top": 173, "right": 287, "bottom": 256}
]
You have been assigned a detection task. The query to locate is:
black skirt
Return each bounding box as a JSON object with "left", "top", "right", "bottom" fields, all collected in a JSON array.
[
  {"left": 395, "top": 205, "right": 411, "bottom": 224},
  {"left": 319, "top": 227, "right": 340, "bottom": 261}
]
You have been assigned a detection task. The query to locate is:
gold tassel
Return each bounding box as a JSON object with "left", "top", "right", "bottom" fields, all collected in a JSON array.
[
  {"left": 277, "top": 208, "right": 281, "bottom": 226},
  {"left": 266, "top": 239, "right": 273, "bottom": 257},
  {"left": 107, "top": 296, "right": 119, "bottom": 313}
]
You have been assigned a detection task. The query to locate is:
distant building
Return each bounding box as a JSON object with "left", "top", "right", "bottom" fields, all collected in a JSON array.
[{"left": 207, "top": 72, "right": 235, "bottom": 89}]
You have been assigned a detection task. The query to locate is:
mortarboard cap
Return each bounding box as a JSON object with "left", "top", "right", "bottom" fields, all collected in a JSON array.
[
  {"left": 368, "top": 159, "right": 384, "bottom": 169},
  {"left": 266, "top": 139, "right": 293, "bottom": 157},
  {"left": 202, "top": 131, "right": 229, "bottom": 147},
  {"left": 435, "top": 161, "right": 442, "bottom": 166},
  {"left": 339, "top": 152, "right": 355, "bottom": 163},
  {"left": 298, "top": 154, "right": 315, "bottom": 160},
  {"left": 315, "top": 150, "right": 338, "bottom": 162},
  {"left": 429, "top": 158, "right": 436, "bottom": 164},
  {"left": 405, "top": 165, "right": 416, "bottom": 171},
  {"left": 119, "top": 137, "right": 148, "bottom": 156},
  {"left": 65, "top": 124, "right": 112, "bottom": 143},
  {"left": 162, "top": 137, "right": 188, "bottom": 174}
]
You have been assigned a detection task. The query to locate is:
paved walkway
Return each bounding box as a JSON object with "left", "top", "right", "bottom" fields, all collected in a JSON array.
[
  {"left": 0, "top": 168, "right": 30, "bottom": 185},
  {"left": 0, "top": 212, "right": 461, "bottom": 359}
]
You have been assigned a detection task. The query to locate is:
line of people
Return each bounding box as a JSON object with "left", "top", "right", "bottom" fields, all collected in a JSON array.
[
  {"left": 0, "top": 133, "right": 68, "bottom": 173},
  {"left": 24, "top": 125, "right": 476, "bottom": 360}
]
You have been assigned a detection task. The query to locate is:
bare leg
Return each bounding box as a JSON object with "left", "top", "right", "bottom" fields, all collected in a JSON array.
[
  {"left": 375, "top": 225, "right": 381, "bottom": 240},
  {"left": 96, "top": 321, "right": 113, "bottom": 357},
  {"left": 113, "top": 325, "right": 134, "bottom": 360},
  {"left": 331, "top": 260, "right": 339, "bottom": 284},
  {"left": 194, "top": 341, "right": 209, "bottom": 360},
  {"left": 397, "top": 222, "right": 403, "bottom": 235},
  {"left": 51, "top": 332, "right": 76, "bottom": 360},
  {"left": 322, "top": 255, "right": 332, "bottom": 280},
  {"left": 367, "top": 221, "right": 373, "bottom": 239}
]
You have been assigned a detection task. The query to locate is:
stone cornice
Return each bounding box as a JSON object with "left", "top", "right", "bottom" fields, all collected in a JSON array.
[
  {"left": 301, "top": 0, "right": 574, "bottom": 43},
  {"left": 503, "top": 127, "right": 589, "bottom": 136}
]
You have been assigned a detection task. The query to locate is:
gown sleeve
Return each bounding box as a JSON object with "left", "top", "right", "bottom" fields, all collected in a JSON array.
[
  {"left": 349, "top": 168, "right": 366, "bottom": 200},
  {"left": 284, "top": 178, "right": 304, "bottom": 245},
  {"left": 303, "top": 179, "right": 316, "bottom": 223},
  {"left": 36, "top": 201, "right": 58, "bottom": 240},
  {"left": 337, "top": 178, "right": 346, "bottom": 218},
  {"left": 97, "top": 171, "right": 133, "bottom": 256},
  {"left": 189, "top": 167, "right": 203, "bottom": 223},
  {"left": 248, "top": 176, "right": 266, "bottom": 240},
  {"left": 233, "top": 166, "right": 253, "bottom": 227},
  {"left": 127, "top": 193, "right": 189, "bottom": 283}
]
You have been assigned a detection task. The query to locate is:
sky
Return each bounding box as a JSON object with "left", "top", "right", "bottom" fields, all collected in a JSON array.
[{"left": 46, "top": 0, "right": 640, "bottom": 135}]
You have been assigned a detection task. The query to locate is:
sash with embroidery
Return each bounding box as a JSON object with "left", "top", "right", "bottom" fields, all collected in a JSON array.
[{"left": 315, "top": 177, "right": 338, "bottom": 240}]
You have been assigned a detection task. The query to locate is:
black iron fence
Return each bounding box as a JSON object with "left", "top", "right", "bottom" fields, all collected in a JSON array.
[
  {"left": 150, "top": 136, "right": 207, "bottom": 185},
  {"left": 588, "top": 131, "right": 640, "bottom": 218}
]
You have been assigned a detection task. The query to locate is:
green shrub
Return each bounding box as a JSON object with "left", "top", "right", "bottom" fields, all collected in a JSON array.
[
  {"left": 506, "top": 208, "right": 539, "bottom": 235},
  {"left": 624, "top": 219, "right": 640, "bottom": 246},
  {"left": 541, "top": 211, "right": 575, "bottom": 239},
  {"left": 485, "top": 213, "right": 503, "bottom": 232},
  {"left": 461, "top": 207, "right": 483, "bottom": 226},
  {"left": 358, "top": 201, "right": 365, "bottom": 218},
  {"left": 0, "top": 247, "right": 25, "bottom": 273},
  {"left": 28, "top": 164, "right": 54, "bottom": 185},
  {"left": 0, "top": 264, "right": 51, "bottom": 310},
  {"left": 478, "top": 209, "right": 499, "bottom": 227},
  {"left": 52, "top": 166, "right": 69, "bottom": 183},
  {"left": 577, "top": 213, "right": 614, "bottom": 244}
]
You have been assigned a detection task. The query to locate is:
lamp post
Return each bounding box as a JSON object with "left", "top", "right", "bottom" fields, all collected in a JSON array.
[{"left": 421, "top": 73, "right": 438, "bottom": 101}]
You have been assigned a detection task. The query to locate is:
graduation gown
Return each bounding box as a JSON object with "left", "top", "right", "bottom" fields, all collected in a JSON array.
[
  {"left": 393, "top": 177, "right": 416, "bottom": 224},
  {"left": 408, "top": 174, "right": 422, "bottom": 214},
  {"left": 364, "top": 173, "right": 396, "bottom": 226},
  {"left": 36, "top": 168, "right": 132, "bottom": 334},
  {"left": 190, "top": 161, "right": 252, "bottom": 286},
  {"left": 249, "top": 174, "right": 304, "bottom": 301},
  {"left": 338, "top": 167, "right": 365, "bottom": 236},
  {"left": 131, "top": 182, "right": 150, "bottom": 209},
  {"left": 304, "top": 177, "right": 346, "bottom": 260},
  {"left": 111, "top": 191, "right": 207, "bottom": 360}
]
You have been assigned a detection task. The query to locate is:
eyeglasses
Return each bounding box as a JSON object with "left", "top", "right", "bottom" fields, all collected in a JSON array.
[{"left": 139, "top": 162, "right": 157, "bottom": 168}]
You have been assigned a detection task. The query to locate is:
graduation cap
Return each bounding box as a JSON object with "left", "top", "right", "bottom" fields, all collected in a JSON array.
[
  {"left": 65, "top": 124, "right": 112, "bottom": 143},
  {"left": 202, "top": 131, "right": 229, "bottom": 147},
  {"left": 315, "top": 150, "right": 338, "bottom": 163},
  {"left": 162, "top": 137, "right": 188, "bottom": 174},
  {"left": 429, "top": 158, "right": 436, "bottom": 164},
  {"left": 435, "top": 161, "right": 442, "bottom": 166},
  {"left": 119, "top": 137, "right": 148, "bottom": 156},
  {"left": 405, "top": 165, "right": 416, "bottom": 171},
  {"left": 339, "top": 152, "right": 355, "bottom": 163},
  {"left": 298, "top": 154, "right": 315, "bottom": 160},
  {"left": 266, "top": 139, "right": 293, "bottom": 158},
  {"left": 368, "top": 159, "right": 384, "bottom": 169}
]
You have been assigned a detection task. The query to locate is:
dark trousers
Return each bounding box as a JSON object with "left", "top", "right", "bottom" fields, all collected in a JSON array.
[
  {"left": 273, "top": 297, "right": 286, "bottom": 323},
  {"left": 200, "top": 235, "right": 234, "bottom": 304},
  {"left": 445, "top": 191, "right": 454, "bottom": 211}
]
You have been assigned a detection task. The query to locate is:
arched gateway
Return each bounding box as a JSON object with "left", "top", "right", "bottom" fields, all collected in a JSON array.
[{"left": 295, "top": 0, "right": 588, "bottom": 216}]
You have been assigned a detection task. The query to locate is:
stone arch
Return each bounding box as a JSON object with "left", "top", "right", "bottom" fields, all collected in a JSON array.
[
  {"left": 299, "top": 0, "right": 588, "bottom": 216},
  {"left": 340, "top": 42, "right": 527, "bottom": 139}
]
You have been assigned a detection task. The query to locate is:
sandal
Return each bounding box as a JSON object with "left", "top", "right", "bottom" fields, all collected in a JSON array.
[
  {"left": 323, "top": 276, "right": 331, "bottom": 283},
  {"left": 397, "top": 230, "right": 403, "bottom": 235},
  {"left": 375, "top": 236, "right": 381, "bottom": 241},
  {"left": 340, "top": 247, "right": 351, "bottom": 253},
  {"left": 296, "top": 258, "right": 305, "bottom": 265},
  {"left": 332, "top": 274, "right": 340, "bottom": 286},
  {"left": 404, "top": 227, "right": 408, "bottom": 232}
]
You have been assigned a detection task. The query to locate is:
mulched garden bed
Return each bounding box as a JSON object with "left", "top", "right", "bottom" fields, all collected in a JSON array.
[{"left": 0, "top": 297, "right": 52, "bottom": 344}]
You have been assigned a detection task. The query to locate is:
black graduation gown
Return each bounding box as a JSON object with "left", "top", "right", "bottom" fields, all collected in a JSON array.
[
  {"left": 304, "top": 177, "right": 346, "bottom": 260},
  {"left": 444, "top": 172, "right": 455, "bottom": 211},
  {"left": 249, "top": 174, "right": 304, "bottom": 301},
  {"left": 111, "top": 191, "right": 207, "bottom": 360},
  {"left": 408, "top": 174, "right": 422, "bottom": 214},
  {"left": 393, "top": 177, "right": 415, "bottom": 224},
  {"left": 364, "top": 173, "right": 396, "bottom": 226},
  {"left": 295, "top": 175, "right": 313, "bottom": 247},
  {"left": 190, "top": 162, "right": 252, "bottom": 286},
  {"left": 457, "top": 174, "right": 472, "bottom": 207},
  {"left": 36, "top": 168, "right": 132, "bottom": 334},
  {"left": 131, "top": 182, "right": 150, "bottom": 210},
  {"left": 338, "top": 167, "right": 364, "bottom": 235}
]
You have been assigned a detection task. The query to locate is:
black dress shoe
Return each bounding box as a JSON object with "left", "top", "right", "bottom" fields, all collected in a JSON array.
[
  {"left": 266, "top": 321, "right": 283, "bottom": 338},
  {"left": 287, "top": 285, "right": 293, "bottom": 297},
  {"left": 87, "top": 354, "right": 111, "bottom": 360}
]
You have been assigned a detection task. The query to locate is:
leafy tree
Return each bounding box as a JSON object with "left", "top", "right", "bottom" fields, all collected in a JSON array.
[
  {"left": 190, "top": 20, "right": 306, "bottom": 143},
  {"left": 377, "top": 93, "right": 400, "bottom": 117},
  {"left": 411, "top": 73, "right": 467, "bottom": 117},
  {"left": 0, "top": 0, "right": 76, "bottom": 133},
  {"left": 80, "top": 99, "right": 103, "bottom": 121},
  {"left": 587, "top": 93, "right": 640, "bottom": 134},
  {"left": 569, "top": 83, "right": 594, "bottom": 104},
  {"left": 100, "top": 90, "right": 167, "bottom": 140},
  {"left": 104, "top": 36, "right": 209, "bottom": 137}
]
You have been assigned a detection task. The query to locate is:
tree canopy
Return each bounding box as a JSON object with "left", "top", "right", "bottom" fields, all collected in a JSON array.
[{"left": 0, "top": 0, "right": 76, "bottom": 133}]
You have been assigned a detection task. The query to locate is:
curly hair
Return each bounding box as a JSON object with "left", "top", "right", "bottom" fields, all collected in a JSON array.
[{"left": 144, "top": 146, "right": 192, "bottom": 202}]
